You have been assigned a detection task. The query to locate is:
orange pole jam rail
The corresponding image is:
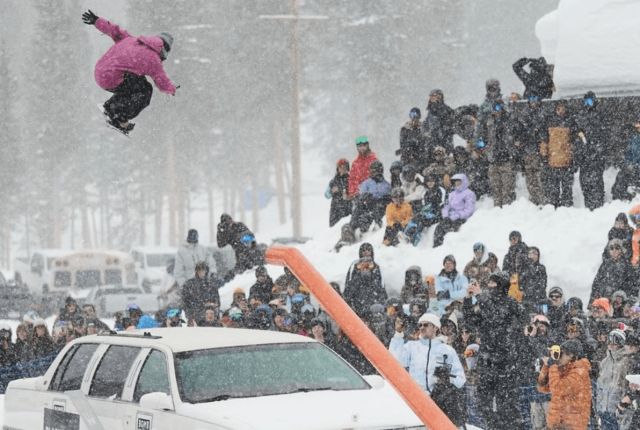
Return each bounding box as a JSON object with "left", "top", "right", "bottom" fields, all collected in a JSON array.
[{"left": 265, "top": 246, "right": 457, "bottom": 430}]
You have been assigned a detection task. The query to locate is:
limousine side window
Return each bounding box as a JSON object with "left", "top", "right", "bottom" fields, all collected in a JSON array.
[
  {"left": 89, "top": 345, "right": 140, "bottom": 399},
  {"left": 50, "top": 343, "right": 99, "bottom": 392},
  {"left": 133, "top": 350, "right": 171, "bottom": 402}
]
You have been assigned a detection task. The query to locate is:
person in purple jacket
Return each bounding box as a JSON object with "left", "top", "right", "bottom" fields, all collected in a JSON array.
[
  {"left": 82, "top": 10, "right": 178, "bottom": 134},
  {"left": 433, "top": 173, "right": 476, "bottom": 247}
]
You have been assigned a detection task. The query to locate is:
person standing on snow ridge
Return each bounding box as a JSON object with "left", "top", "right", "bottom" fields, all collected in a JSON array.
[
  {"left": 590, "top": 239, "right": 636, "bottom": 303},
  {"left": 519, "top": 246, "right": 548, "bottom": 313},
  {"left": 575, "top": 91, "right": 609, "bottom": 211},
  {"left": 514, "top": 91, "right": 548, "bottom": 206},
  {"left": 612, "top": 118, "right": 640, "bottom": 201},
  {"left": 174, "top": 229, "right": 217, "bottom": 288},
  {"left": 326, "top": 158, "right": 352, "bottom": 227},
  {"left": 422, "top": 89, "right": 455, "bottom": 158},
  {"left": 512, "top": 57, "right": 555, "bottom": 100},
  {"left": 541, "top": 100, "right": 579, "bottom": 208},
  {"left": 433, "top": 173, "right": 476, "bottom": 248},
  {"left": 82, "top": 10, "right": 177, "bottom": 134},
  {"left": 347, "top": 136, "right": 379, "bottom": 198},
  {"left": 398, "top": 108, "right": 428, "bottom": 171}
]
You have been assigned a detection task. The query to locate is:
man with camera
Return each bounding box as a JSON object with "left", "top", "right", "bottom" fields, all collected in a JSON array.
[{"left": 537, "top": 339, "right": 592, "bottom": 430}]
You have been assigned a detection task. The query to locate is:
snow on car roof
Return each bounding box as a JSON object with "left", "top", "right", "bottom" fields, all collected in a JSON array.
[{"left": 75, "top": 327, "right": 315, "bottom": 353}]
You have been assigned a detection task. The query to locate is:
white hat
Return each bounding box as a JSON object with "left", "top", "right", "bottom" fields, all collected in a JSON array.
[
  {"left": 33, "top": 319, "right": 47, "bottom": 328},
  {"left": 418, "top": 313, "right": 441, "bottom": 329}
]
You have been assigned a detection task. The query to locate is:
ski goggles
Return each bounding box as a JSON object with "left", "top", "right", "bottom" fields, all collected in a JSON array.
[
  {"left": 229, "top": 312, "right": 243, "bottom": 321},
  {"left": 409, "top": 110, "right": 419, "bottom": 119},
  {"left": 464, "top": 349, "right": 477, "bottom": 358},
  {"left": 167, "top": 309, "right": 181, "bottom": 318},
  {"left": 583, "top": 98, "right": 594, "bottom": 107},
  {"left": 629, "top": 213, "right": 640, "bottom": 223},
  {"left": 528, "top": 95, "right": 539, "bottom": 102},
  {"left": 566, "top": 324, "right": 579, "bottom": 333}
]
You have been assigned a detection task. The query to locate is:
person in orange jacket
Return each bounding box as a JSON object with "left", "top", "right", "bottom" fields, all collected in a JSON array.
[
  {"left": 537, "top": 339, "right": 592, "bottom": 430},
  {"left": 383, "top": 188, "right": 413, "bottom": 246},
  {"left": 629, "top": 204, "right": 640, "bottom": 267}
]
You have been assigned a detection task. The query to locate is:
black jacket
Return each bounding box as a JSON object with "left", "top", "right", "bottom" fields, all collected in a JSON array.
[
  {"left": 574, "top": 107, "right": 609, "bottom": 169},
  {"left": 344, "top": 267, "right": 388, "bottom": 318},
  {"left": 519, "top": 260, "right": 547, "bottom": 309},
  {"left": 217, "top": 220, "right": 253, "bottom": 255},
  {"left": 463, "top": 286, "right": 526, "bottom": 367},
  {"left": 590, "top": 256, "right": 636, "bottom": 301},
  {"left": 512, "top": 57, "right": 554, "bottom": 100},
  {"left": 422, "top": 101, "right": 455, "bottom": 156},
  {"left": 249, "top": 276, "right": 275, "bottom": 305},
  {"left": 515, "top": 104, "right": 548, "bottom": 155},
  {"left": 399, "top": 121, "right": 427, "bottom": 168},
  {"left": 503, "top": 240, "right": 530, "bottom": 276},
  {"left": 328, "top": 173, "right": 351, "bottom": 227},
  {"left": 13, "top": 338, "right": 33, "bottom": 363},
  {"left": 182, "top": 273, "right": 220, "bottom": 321},
  {"left": 603, "top": 225, "right": 635, "bottom": 261}
]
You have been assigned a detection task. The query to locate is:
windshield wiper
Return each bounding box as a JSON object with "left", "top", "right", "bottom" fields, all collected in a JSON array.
[
  {"left": 206, "top": 394, "right": 235, "bottom": 402},
  {"left": 293, "top": 387, "right": 333, "bottom": 393}
]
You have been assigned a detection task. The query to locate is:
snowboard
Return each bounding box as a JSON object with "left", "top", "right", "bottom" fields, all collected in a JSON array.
[{"left": 97, "top": 104, "right": 131, "bottom": 138}]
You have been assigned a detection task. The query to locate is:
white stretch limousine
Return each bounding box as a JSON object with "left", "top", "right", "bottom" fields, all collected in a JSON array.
[{"left": 3, "top": 328, "right": 426, "bottom": 430}]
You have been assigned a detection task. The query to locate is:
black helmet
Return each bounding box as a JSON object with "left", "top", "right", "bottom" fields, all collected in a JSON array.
[
  {"left": 560, "top": 339, "right": 584, "bottom": 359},
  {"left": 369, "top": 161, "right": 384, "bottom": 175},
  {"left": 391, "top": 187, "right": 405, "bottom": 199}
]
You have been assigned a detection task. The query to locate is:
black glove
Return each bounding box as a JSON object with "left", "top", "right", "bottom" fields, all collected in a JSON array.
[
  {"left": 436, "top": 290, "right": 451, "bottom": 301},
  {"left": 82, "top": 10, "right": 98, "bottom": 25},
  {"left": 547, "top": 357, "right": 557, "bottom": 367}
]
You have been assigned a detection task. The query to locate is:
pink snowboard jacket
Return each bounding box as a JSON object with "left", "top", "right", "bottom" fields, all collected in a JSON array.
[{"left": 94, "top": 18, "right": 176, "bottom": 95}]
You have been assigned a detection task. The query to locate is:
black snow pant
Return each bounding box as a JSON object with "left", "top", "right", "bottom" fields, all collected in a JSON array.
[
  {"left": 383, "top": 223, "right": 403, "bottom": 246},
  {"left": 433, "top": 218, "right": 466, "bottom": 248},
  {"left": 351, "top": 196, "right": 388, "bottom": 233},
  {"left": 104, "top": 72, "right": 153, "bottom": 122},
  {"left": 545, "top": 167, "right": 574, "bottom": 208},
  {"left": 477, "top": 364, "right": 524, "bottom": 430},
  {"left": 579, "top": 165, "right": 605, "bottom": 210},
  {"left": 612, "top": 164, "right": 640, "bottom": 201}
]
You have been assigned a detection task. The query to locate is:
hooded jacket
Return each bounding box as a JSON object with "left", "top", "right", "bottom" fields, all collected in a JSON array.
[
  {"left": 343, "top": 258, "right": 388, "bottom": 317},
  {"left": 590, "top": 252, "right": 636, "bottom": 302},
  {"left": 596, "top": 347, "right": 633, "bottom": 414},
  {"left": 502, "top": 231, "right": 529, "bottom": 276},
  {"left": 345, "top": 243, "right": 384, "bottom": 288},
  {"left": 348, "top": 151, "right": 378, "bottom": 196},
  {"left": 422, "top": 98, "right": 455, "bottom": 156},
  {"left": 519, "top": 246, "right": 548, "bottom": 307},
  {"left": 442, "top": 174, "right": 476, "bottom": 221},
  {"left": 400, "top": 266, "right": 428, "bottom": 304},
  {"left": 542, "top": 111, "right": 578, "bottom": 169},
  {"left": 389, "top": 335, "right": 466, "bottom": 392},
  {"left": 94, "top": 18, "right": 176, "bottom": 94},
  {"left": 435, "top": 265, "right": 469, "bottom": 315},
  {"left": 537, "top": 358, "right": 592, "bottom": 430},
  {"left": 174, "top": 242, "right": 217, "bottom": 288}
]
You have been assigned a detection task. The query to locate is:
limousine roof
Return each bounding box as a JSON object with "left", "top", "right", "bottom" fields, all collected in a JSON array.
[{"left": 74, "top": 327, "right": 316, "bottom": 353}]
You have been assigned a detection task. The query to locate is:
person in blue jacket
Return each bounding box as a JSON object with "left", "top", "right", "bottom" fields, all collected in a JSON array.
[
  {"left": 435, "top": 255, "right": 469, "bottom": 315},
  {"left": 388, "top": 312, "right": 465, "bottom": 393}
]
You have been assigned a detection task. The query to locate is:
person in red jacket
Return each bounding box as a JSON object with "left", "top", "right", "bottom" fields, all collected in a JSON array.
[
  {"left": 347, "top": 136, "right": 379, "bottom": 197},
  {"left": 82, "top": 10, "right": 178, "bottom": 134}
]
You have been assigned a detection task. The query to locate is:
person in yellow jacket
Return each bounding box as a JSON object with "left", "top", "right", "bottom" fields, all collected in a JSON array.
[
  {"left": 383, "top": 188, "right": 413, "bottom": 246},
  {"left": 541, "top": 101, "right": 579, "bottom": 208}
]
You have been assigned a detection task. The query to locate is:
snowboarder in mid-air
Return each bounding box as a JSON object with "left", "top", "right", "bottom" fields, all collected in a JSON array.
[{"left": 82, "top": 10, "right": 178, "bottom": 135}]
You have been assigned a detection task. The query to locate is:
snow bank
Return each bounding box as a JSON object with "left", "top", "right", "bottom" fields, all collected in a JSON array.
[{"left": 536, "top": 0, "right": 640, "bottom": 97}]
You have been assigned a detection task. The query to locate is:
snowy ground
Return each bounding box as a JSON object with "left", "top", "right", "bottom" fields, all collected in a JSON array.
[{"left": 0, "top": 164, "right": 633, "bottom": 428}]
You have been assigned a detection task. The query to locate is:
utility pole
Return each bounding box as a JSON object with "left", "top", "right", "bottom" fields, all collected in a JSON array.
[{"left": 260, "top": 2, "right": 327, "bottom": 238}]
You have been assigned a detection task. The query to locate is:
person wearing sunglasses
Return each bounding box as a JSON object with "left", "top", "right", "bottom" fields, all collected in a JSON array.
[
  {"left": 574, "top": 91, "right": 607, "bottom": 211},
  {"left": 590, "top": 239, "right": 634, "bottom": 303},
  {"left": 389, "top": 312, "right": 465, "bottom": 394}
]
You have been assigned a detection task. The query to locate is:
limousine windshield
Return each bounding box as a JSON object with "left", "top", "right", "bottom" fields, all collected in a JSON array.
[{"left": 174, "top": 342, "right": 369, "bottom": 403}]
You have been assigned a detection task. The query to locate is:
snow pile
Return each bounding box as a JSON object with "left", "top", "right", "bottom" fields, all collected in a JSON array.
[{"left": 536, "top": 0, "right": 640, "bottom": 97}]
